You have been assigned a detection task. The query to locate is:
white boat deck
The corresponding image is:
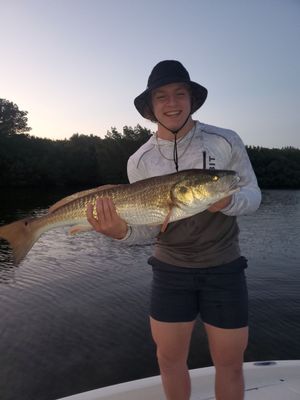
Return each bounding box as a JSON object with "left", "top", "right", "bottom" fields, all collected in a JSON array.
[{"left": 58, "top": 360, "right": 300, "bottom": 400}]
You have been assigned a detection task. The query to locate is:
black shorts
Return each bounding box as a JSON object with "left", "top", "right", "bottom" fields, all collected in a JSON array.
[{"left": 148, "top": 256, "right": 248, "bottom": 329}]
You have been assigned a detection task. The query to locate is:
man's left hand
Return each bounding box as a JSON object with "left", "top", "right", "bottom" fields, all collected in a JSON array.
[{"left": 208, "top": 195, "right": 232, "bottom": 213}]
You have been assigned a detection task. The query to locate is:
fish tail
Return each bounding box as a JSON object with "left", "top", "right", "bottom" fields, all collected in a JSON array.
[{"left": 0, "top": 218, "right": 41, "bottom": 265}]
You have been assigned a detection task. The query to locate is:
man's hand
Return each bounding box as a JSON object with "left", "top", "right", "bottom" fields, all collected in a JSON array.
[
  {"left": 86, "top": 198, "right": 128, "bottom": 239},
  {"left": 208, "top": 195, "right": 232, "bottom": 213}
]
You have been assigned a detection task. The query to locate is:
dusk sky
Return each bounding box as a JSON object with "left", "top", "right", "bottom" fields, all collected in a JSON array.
[{"left": 1, "top": 0, "right": 299, "bottom": 148}]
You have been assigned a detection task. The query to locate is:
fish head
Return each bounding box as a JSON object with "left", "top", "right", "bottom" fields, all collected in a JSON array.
[{"left": 171, "top": 169, "right": 240, "bottom": 212}]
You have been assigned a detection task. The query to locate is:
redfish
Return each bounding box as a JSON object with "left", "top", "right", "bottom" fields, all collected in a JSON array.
[{"left": 0, "top": 169, "right": 239, "bottom": 265}]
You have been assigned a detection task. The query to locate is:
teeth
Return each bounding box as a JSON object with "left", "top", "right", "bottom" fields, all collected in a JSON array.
[{"left": 165, "top": 111, "right": 180, "bottom": 116}]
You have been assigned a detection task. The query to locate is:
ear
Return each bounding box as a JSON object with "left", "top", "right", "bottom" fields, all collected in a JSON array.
[{"left": 145, "top": 96, "right": 157, "bottom": 122}]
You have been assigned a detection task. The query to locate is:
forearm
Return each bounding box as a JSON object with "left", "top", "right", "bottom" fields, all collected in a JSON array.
[
  {"left": 221, "top": 186, "right": 261, "bottom": 216},
  {"left": 116, "top": 224, "right": 160, "bottom": 245}
]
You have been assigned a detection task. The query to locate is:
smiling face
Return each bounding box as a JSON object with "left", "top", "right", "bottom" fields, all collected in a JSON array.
[{"left": 151, "top": 82, "right": 194, "bottom": 139}]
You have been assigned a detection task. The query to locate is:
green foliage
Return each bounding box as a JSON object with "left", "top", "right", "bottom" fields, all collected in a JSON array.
[
  {"left": 0, "top": 98, "right": 299, "bottom": 189},
  {"left": 0, "top": 102, "right": 152, "bottom": 187},
  {"left": 0, "top": 99, "right": 31, "bottom": 137},
  {"left": 246, "top": 146, "right": 300, "bottom": 189}
]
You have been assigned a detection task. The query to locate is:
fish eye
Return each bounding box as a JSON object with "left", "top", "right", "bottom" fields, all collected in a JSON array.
[
  {"left": 179, "top": 186, "right": 188, "bottom": 194},
  {"left": 212, "top": 176, "right": 219, "bottom": 181}
]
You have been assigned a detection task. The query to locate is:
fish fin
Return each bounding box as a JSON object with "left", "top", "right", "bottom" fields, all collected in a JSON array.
[
  {"left": 69, "top": 225, "right": 93, "bottom": 236},
  {"left": 49, "top": 185, "right": 119, "bottom": 213},
  {"left": 0, "top": 218, "right": 41, "bottom": 265},
  {"left": 160, "top": 208, "right": 173, "bottom": 232}
]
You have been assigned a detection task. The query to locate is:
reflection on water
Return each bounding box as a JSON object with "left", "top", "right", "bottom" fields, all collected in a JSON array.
[{"left": 0, "top": 189, "right": 299, "bottom": 400}]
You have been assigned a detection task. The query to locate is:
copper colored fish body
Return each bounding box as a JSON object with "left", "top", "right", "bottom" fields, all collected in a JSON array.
[{"left": 0, "top": 169, "right": 239, "bottom": 264}]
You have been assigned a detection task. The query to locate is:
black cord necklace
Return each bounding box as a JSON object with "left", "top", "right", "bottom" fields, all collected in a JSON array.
[{"left": 154, "top": 113, "right": 192, "bottom": 172}]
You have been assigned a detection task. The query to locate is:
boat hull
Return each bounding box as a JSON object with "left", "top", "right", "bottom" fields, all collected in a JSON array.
[{"left": 57, "top": 360, "right": 300, "bottom": 400}]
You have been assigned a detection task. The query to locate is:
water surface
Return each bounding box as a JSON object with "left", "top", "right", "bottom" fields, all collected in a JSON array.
[{"left": 0, "top": 189, "right": 299, "bottom": 400}]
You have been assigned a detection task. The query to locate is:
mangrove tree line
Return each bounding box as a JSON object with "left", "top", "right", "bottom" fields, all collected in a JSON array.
[{"left": 0, "top": 99, "right": 299, "bottom": 189}]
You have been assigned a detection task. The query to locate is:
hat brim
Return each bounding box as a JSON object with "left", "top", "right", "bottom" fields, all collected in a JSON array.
[{"left": 134, "top": 81, "right": 208, "bottom": 120}]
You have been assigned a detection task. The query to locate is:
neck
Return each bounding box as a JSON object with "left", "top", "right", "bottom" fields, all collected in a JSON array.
[{"left": 156, "top": 117, "right": 195, "bottom": 141}]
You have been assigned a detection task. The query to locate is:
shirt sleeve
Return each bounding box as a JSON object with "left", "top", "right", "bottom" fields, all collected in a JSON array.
[{"left": 221, "top": 132, "right": 262, "bottom": 216}]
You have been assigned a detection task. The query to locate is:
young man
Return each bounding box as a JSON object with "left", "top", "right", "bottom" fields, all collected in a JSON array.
[{"left": 87, "top": 60, "right": 261, "bottom": 400}]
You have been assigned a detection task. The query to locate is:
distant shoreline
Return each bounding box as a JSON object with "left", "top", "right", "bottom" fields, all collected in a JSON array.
[{"left": 0, "top": 129, "right": 299, "bottom": 190}]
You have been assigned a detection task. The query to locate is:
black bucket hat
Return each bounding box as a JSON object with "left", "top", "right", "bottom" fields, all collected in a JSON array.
[{"left": 134, "top": 60, "right": 208, "bottom": 120}]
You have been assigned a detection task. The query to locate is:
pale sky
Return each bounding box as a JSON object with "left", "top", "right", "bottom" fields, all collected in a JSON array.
[{"left": 1, "top": 0, "right": 299, "bottom": 148}]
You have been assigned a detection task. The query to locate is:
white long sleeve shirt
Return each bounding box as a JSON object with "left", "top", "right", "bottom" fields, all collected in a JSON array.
[{"left": 121, "top": 121, "right": 261, "bottom": 268}]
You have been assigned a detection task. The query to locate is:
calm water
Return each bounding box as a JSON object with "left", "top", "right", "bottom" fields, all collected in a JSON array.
[{"left": 0, "top": 189, "right": 299, "bottom": 400}]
